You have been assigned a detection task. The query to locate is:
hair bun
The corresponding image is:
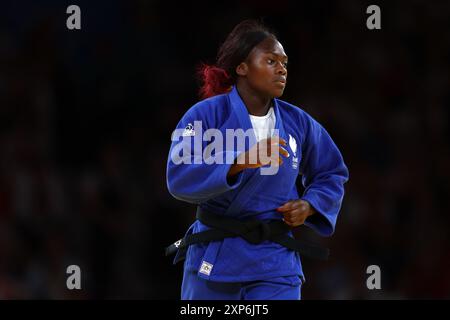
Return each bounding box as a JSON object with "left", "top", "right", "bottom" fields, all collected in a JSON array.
[{"left": 197, "top": 63, "right": 232, "bottom": 99}]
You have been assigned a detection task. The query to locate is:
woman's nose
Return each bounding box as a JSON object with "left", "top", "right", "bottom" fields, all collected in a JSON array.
[{"left": 277, "top": 62, "right": 287, "bottom": 75}]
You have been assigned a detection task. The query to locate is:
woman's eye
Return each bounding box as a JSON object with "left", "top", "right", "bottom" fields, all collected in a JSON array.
[
  {"left": 267, "top": 59, "right": 275, "bottom": 64},
  {"left": 283, "top": 62, "right": 288, "bottom": 68}
]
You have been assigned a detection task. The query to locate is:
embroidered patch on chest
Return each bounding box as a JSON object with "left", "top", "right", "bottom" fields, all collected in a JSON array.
[
  {"left": 289, "top": 134, "right": 299, "bottom": 169},
  {"left": 182, "top": 123, "right": 195, "bottom": 136}
]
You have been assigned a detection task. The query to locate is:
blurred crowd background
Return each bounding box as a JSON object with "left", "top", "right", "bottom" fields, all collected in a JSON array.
[{"left": 0, "top": 0, "right": 449, "bottom": 299}]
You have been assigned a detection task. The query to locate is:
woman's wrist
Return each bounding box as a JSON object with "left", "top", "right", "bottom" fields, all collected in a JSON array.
[
  {"left": 306, "top": 202, "right": 317, "bottom": 217},
  {"left": 227, "top": 163, "right": 244, "bottom": 177}
]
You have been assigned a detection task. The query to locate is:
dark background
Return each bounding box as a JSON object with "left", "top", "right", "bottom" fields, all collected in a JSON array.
[{"left": 1, "top": 0, "right": 449, "bottom": 299}]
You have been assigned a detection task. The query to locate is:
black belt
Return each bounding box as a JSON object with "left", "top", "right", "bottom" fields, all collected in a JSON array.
[{"left": 165, "top": 207, "right": 329, "bottom": 263}]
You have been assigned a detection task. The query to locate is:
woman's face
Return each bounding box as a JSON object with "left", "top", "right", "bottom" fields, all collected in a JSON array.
[{"left": 237, "top": 37, "right": 288, "bottom": 98}]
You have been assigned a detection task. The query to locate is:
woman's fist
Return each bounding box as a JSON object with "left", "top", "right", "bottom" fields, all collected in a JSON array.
[
  {"left": 277, "top": 199, "right": 316, "bottom": 227},
  {"left": 227, "top": 136, "right": 289, "bottom": 177}
]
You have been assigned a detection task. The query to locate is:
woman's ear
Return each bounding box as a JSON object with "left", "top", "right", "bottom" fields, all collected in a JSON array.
[{"left": 236, "top": 62, "right": 248, "bottom": 76}]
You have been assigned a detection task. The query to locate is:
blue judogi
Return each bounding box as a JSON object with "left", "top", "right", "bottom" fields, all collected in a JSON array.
[
  {"left": 181, "top": 270, "right": 302, "bottom": 300},
  {"left": 166, "top": 86, "right": 349, "bottom": 299}
]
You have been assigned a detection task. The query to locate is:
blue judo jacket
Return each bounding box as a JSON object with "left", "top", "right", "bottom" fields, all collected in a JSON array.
[{"left": 166, "top": 86, "right": 349, "bottom": 283}]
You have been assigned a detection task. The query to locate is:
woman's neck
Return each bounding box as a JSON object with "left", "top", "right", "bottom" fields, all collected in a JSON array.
[{"left": 236, "top": 81, "right": 272, "bottom": 116}]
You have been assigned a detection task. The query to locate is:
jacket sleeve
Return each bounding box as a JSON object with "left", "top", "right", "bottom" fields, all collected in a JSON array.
[
  {"left": 166, "top": 104, "right": 244, "bottom": 204},
  {"left": 298, "top": 111, "right": 349, "bottom": 237}
]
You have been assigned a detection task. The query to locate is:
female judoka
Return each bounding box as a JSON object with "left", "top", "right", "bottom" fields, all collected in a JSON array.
[{"left": 166, "top": 19, "right": 349, "bottom": 300}]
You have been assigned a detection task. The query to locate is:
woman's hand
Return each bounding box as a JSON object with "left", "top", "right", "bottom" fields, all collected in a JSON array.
[
  {"left": 277, "top": 199, "right": 316, "bottom": 227},
  {"left": 227, "top": 136, "right": 289, "bottom": 177}
]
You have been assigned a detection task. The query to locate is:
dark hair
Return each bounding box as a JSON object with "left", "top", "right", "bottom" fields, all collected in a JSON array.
[{"left": 197, "top": 19, "right": 277, "bottom": 99}]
